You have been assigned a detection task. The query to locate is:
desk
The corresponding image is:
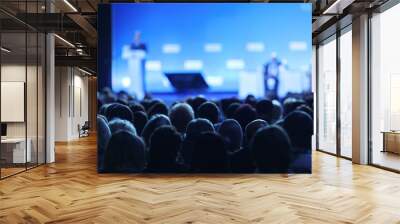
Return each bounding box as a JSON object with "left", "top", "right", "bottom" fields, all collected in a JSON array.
[
  {"left": 1, "top": 138, "right": 31, "bottom": 163},
  {"left": 382, "top": 131, "right": 400, "bottom": 154}
]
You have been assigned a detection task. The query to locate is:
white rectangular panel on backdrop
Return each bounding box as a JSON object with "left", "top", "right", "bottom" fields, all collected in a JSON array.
[{"left": 1, "top": 81, "right": 25, "bottom": 122}]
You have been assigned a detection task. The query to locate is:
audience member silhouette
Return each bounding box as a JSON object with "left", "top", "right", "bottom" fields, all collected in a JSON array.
[
  {"left": 146, "top": 126, "right": 185, "bottom": 173},
  {"left": 233, "top": 104, "right": 257, "bottom": 131},
  {"left": 191, "top": 132, "right": 229, "bottom": 173},
  {"left": 108, "top": 118, "right": 137, "bottom": 135},
  {"left": 217, "top": 119, "right": 243, "bottom": 153},
  {"left": 251, "top": 125, "right": 293, "bottom": 173},
  {"left": 181, "top": 118, "right": 215, "bottom": 167},
  {"left": 97, "top": 116, "right": 111, "bottom": 170},
  {"left": 271, "top": 100, "right": 283, "bottom": 124},
  {"left": 169, "top": 103, "right": 195, "bottom": 133},
  {"left": 245, "top": 119, "right": 268, "bottom": 144},
  {"left": 256, "top": 99, "right": 273, "bottom": 123},
  {"left": 133, "top": 111, "right": 148, "bottom": 135},
  {"left": 225, "top": 102, "right": 241, "bottom": 119},
  {"left": 103, "top": 130, "right": 146, "bottom": 173},
  {"left": 147, "top": 101, "right": 169, "bottom": 118},
  {"left": 197, "top": 101, "right": 220, "bottom": 124},
  {"left": 105, "top": 103, "right": 134, "bottom": 123},
  {"left": 141, "top": 114, "right": 171, "bottom": 147}
]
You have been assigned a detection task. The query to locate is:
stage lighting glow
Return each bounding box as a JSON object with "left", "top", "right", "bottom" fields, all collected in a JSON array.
[
  {"left": 145, "top": 60, "right": 162, "bottom": 71},
  {"left": 206, "top": 76, "right": 224, "bottom": 86},
  {"left": 122, "top": 77, "right": 131, "bottom": 88},
  {"left": 184, "top": 60, "right": 203, "bottom": 70},
  {"left": 226, "top": 59, "right": 245, "bottom": 70},
  {"left": 289, "top": 41, "right": 307, "bottom": 51},
  {"left": 245, "top": 42, "right": 265, "bottom": 52},
  {"left": 204, "top": 43, "right": 222, "bottom": 53},
  {"left": 162, "top": 44, "right": 181, "bottom": 54}
]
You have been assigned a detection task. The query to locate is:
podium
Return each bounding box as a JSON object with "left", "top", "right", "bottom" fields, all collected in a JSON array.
[
  {"left": 122, "top": 46, "right": 146, "bottom": 99},
  {"left": 165, "top": 72, "right": 209, "bottom": 93}
]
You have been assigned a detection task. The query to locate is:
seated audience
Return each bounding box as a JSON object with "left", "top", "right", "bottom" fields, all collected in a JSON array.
[
  {"left": 141, "top": 114, "right": 171, "bottom": 147},
  {"left": 147, "top": 101, "right": 169, "bottom": 118},
  {"left": 146, "top": 126, "right": 185, "bottom": 173},
  {"left": 97, "top": 116, "right": 111, "bottom": 170},
  {"left": 233, "top": 104, "right": 257, "bottom": 131},
  {"left": 181, "top": 118, "right": 215, "bottom": 167},
  {"left": 133, "top": 111, "right": 148, "bottom": 135},
  {"left": 197, "top": 101, "right": 220, "bottom": 124},
  {"left": 217, "top": 119, "right": 243, "bottom": 153},
  {"left": 256, "top": 99, "right": 273, "bottom": 123},
  {"left": 108, "top": 118, "right": 137, "bottom": 135},
  {"left": 191, "top": 132, "right": 229, "bottom": 173},
  {"left": 105, "top": 103, "right": 134, "bottom": 123},
  {"left": 251, "top": 125, "right": 293, "bottom": 173},
  {"left": 103, "top": 130, "right": 146, "bottom": 173},
  {"left": 169, "top": 103, "right": 195, "bottom": 134},
  {"left": 97, "top": 87, "right": 313, "bottom": 174}
]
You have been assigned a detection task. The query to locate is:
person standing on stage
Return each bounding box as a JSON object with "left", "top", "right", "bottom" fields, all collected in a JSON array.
[
  {"left": 263, "top": 52, "right": 282, "bottom": 98},
  {"left": 122, "top": 31, "right": 147, "bottom": 99}
]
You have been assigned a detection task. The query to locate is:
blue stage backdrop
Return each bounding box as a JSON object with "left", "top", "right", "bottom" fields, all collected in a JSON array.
[{"left": 111, "top": 3, "right": 311, "bottom": 98}]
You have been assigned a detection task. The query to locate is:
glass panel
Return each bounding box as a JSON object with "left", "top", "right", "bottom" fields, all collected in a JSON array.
[
  {"left": 317, "top": 36, "right": 337, "bottom": 154},
  {"left": 339, "top": 29, "right": 352, "bottom": 158},
  {"left": 371, "top": 4, "right": 400, "bottom": 171},
  {"left": 38, "top": 32, "right": 46, "bottom": 165},
  {"left": 27, "top": 30, "right": 38, "bottom": 169},
  {"left": 1, "top": 31, "right": 28, "bottom": 177}
]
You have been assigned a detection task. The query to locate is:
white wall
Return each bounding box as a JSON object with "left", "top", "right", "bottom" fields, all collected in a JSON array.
[{"left": 54, "top": 67, "right": 89, "bottom": 141}]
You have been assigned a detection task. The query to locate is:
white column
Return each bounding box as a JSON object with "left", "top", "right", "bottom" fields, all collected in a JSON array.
[
  {"left": 46, "top": 32, "right": 55, "bottom": 163},
  {"left": 352, "top": 14, "right": 369, "bottom": 164}
]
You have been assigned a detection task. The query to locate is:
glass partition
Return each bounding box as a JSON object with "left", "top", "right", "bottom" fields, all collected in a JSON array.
[
  {"left": 317, "top": 35, "right": 337, "bottom": 154},
  {"left": 339, "top": 27, "right": 352, "bottom": 158},
  {"left": 370, "top": 3, "right": 400, "bottom": 171},
  {"left": 0, "top": 1, "right": 46, "bottom": 179}
]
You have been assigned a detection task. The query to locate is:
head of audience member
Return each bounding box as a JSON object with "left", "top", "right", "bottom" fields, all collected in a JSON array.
[
  {"left": 191, "top": 132, "right": 229, "bottom": 173},
  {"left": 220, "top": 97, "right": 241, "bottom": 117},
  {"left": 169, "top": 103, "right": 195, "bottom": 133},
  {"left": 147, "top": 125, "right": 183, "bottom": 172},
  {"left": 98, "top": 104, "right": 110, "bottom": 116},
  {"left": 251, "top": 125, "right": 293, "bottom": 173},
  {"left": 133, "top": 111, "right": 148, "bottom": 136},
  {"left": 97, "top": 115, "right": 111, "bottom": 169},
  {"left": 283, "top": 98, "right": 305, "bottom": 116},
  {"left": 181, "top": 118, "right": 215, "bottom": 166},
  {"left": 271, "top": 100, "right": 283, "bottom": 124},
  {"left": 103, "top": 130, "right": 146, "bottom": 172},
  {"left": 245, "top": 119, "right": 268, "bottom": 144},
  {"left": 256, "top": 99, "right": 273, "bottom": 123},
  {"left": 129, "top": 102, "right": 145, "bottom": 113},
  {"left": 283, "top": 111, "right": 313, "bottom": 152},
  {"left": 108, "top": 118, "right": 137, "bottom": 135},
  {"left": 97, "top": 114, "right": 108, "bottom": 124},
  {"left": 245, "top": 94, "right": 257, "bottom": 108},
  {"left": 296, "top": 105, "right": 313, "bottom": 119},
  {"left": 147, "top": 102, "right": 169, "bottom": 118},
  {"left": 141, "top": 114, "right": 171, "bottom": 146},
  {"left": 197, "top": 101, "right": 220, "bottom": 124},
  {"left": 225, "top": 102, "right": 241, "bottom": 119},
  {"left": 233, "top": 104, "right": 258, "bottom": 131},
  {"left": 105, "top": 103, "right": 134, "bottom": 123},
  {"left": 189, "top": 96, "right": 207, "bottom": 114},
  {"left": 218, "top": 119, "right": 243, "bottom": 153}
]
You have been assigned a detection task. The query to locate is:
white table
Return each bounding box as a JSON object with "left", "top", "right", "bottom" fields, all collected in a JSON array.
[{"left": 1, "top": 138, "right": 31, "bottom": 163}]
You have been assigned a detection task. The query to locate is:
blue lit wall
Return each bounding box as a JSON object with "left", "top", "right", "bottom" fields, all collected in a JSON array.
[{"left": 111, "top": 3, "right": 311, "bottom": 95}]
